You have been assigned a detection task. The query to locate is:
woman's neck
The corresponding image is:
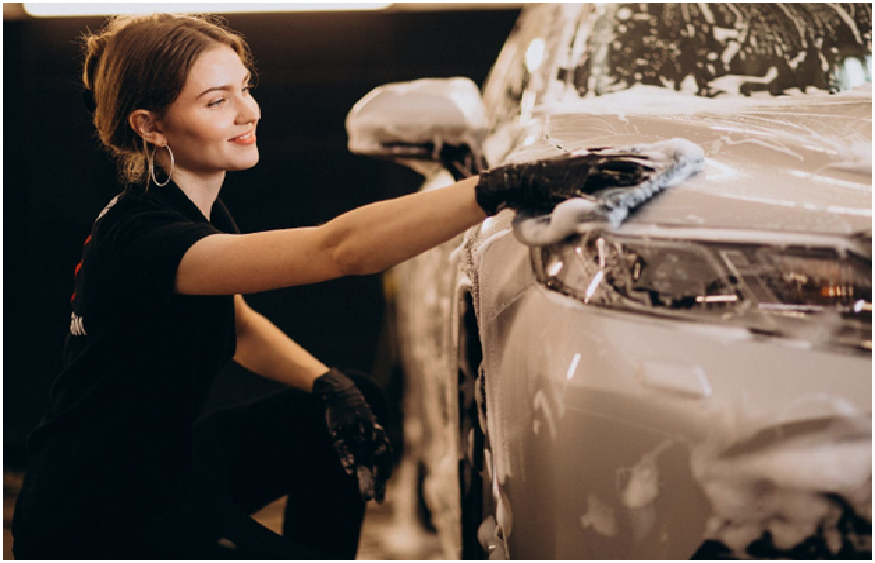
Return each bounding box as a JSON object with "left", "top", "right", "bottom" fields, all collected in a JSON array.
[{"left": 169, "top": 169, "right": 225, "bottom": 220}]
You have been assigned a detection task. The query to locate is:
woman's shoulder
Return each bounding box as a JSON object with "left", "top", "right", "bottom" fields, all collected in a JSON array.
[
  {"left": 87, "top": 186, "right": 198, "bottom": 250},
  {"left": 96, "top": 186, "right": 184, "bottom": 225}
]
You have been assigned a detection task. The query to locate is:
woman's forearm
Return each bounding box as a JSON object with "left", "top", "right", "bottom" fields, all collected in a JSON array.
[
  {"left": 325, "top": 176, "right": 484, "bottom": 276},
  {"left": 232, "top": 296, "right": 327, "bottom": 390},
  {"left": 175, "top": 176, "right": 485, "bottom": 296}
]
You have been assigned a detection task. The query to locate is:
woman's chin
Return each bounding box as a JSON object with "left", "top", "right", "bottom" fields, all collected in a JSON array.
[{"left": 231, "top": 152, "right": 260, "bottom": 171}]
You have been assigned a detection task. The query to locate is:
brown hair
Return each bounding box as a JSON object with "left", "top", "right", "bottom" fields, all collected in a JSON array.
[{"left": 82, "top": 13, "right": 255, "bottom": 184}]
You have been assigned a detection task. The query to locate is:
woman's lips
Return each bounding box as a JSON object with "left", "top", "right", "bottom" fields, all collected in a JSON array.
[{"left": 229, "top": 131, "right": 256, "bottom": 145}]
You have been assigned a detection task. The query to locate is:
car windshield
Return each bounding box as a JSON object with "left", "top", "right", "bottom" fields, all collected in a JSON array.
[
  {"left": 577, "top": 3, "right": 872, "bottom": 98},
  {"left": 483, "top": 4, "right": 873, "bottom": 126}
]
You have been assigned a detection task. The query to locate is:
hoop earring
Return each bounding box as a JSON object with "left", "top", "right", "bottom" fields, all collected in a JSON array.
[{"left": 149, "top": 144, "right": 174, "bottom": 187}]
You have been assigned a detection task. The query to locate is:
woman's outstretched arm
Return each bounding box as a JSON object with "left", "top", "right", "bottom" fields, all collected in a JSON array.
[{"left": 175, "top": 176, "right": 484, "bottom": 296}]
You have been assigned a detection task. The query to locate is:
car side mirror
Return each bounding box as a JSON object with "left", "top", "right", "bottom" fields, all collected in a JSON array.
[{"left": 346, "top": 77, "right": 489, "bottom": 178}]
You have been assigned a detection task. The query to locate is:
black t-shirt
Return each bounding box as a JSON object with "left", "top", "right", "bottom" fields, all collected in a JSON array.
[{"left": 19, "top": 181, "right": 240, "bottom": 531}]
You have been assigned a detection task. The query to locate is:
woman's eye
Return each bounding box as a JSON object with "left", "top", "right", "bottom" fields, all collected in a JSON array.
[
  {"left": 243, "top": 84, "right": 255, "bottom": 95},
  {"left": 207, "top": 98, "right": 226, "bottom": 108}
]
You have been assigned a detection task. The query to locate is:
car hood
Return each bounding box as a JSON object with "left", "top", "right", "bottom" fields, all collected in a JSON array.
[{"left": 496, "top": 91, "right": 872, "bottom": 237}]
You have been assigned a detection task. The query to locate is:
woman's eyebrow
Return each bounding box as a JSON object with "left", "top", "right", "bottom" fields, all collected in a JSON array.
[
  {"left": 197, "top": 85, "right": 232, "bottom": 99},
  {"left": 196, "top": 74, "right": 252, "bottom": 99}
]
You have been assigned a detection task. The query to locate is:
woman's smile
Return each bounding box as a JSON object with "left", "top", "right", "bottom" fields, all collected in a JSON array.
[{"left": 229, "top": 130, "right": 257, "bottom": 145}]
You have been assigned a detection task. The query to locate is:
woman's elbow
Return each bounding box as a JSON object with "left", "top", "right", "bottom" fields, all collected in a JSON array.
[{"left": 331, "top": 244, "right": 378, "bottom": 277}]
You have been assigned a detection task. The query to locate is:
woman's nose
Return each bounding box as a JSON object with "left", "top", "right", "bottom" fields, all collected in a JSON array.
[{"left": 238, "top": 95, "right": 260, "bottom": 124}]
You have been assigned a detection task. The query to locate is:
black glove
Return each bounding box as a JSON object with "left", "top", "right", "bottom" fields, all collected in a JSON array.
[
  {"left": 474, "top": 149, "right": 655, "bottom": 216},
  {"left": 439, "top": 142, "right": 486, "bottom": 182},
  {"left": 313, "top": 368, "right": 393, "bottom": 503}
]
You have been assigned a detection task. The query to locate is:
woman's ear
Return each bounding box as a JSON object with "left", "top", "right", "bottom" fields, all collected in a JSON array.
[{"left": 129, "top": 110, "right": 166, "bottom": 146}]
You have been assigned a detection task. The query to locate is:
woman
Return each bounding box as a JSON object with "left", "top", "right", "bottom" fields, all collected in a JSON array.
[{"left": 11, "top": 12, "right": 584, "bottom": 560}]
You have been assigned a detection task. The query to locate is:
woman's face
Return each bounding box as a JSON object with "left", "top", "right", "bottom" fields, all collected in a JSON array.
[{"left": 155, "top": 45, "right": 261, "bottom": 177}]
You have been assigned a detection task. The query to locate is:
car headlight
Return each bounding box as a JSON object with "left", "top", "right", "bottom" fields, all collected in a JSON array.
[{"left": 530, "top": 228, "right": 872, "bottom": 352}]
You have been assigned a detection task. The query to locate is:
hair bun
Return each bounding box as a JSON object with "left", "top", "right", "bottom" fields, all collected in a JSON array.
[{"left": 82, "top": 33, "right": 108, "bottom": 92}]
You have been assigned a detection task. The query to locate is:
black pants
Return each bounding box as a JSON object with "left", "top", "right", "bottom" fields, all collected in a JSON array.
[{"left": 13, "top": 374, "right": 390, "bottom": 559}]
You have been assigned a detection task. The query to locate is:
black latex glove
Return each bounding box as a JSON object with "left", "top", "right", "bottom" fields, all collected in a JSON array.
[
  {"left": 474, "top": 149, "right": 655, "bottom": 216},
  {"left": 312, "top": 368, "right": 393, "bottom": 503},
  {"left": 439, "top": 142, "right": 486, "bottom": 182}
]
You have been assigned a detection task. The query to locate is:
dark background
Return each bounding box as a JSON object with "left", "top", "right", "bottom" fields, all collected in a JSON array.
[{"left": 3, "top": 7, "right": 520, "bottom": 469}]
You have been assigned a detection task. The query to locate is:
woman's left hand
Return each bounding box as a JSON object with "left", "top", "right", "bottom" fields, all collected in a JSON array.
[{"left": 312, "top": 368, "right": 393, "bottom": 503}]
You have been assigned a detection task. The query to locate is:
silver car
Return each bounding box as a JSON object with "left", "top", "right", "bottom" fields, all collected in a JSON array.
[{"left": 348, "top": 4, "right": 872, "bottom": 559}]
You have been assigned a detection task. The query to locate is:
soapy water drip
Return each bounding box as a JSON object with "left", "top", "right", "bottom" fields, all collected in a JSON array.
[{"left": 512, "top": 138, "right": 706, "bottom": 246}]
